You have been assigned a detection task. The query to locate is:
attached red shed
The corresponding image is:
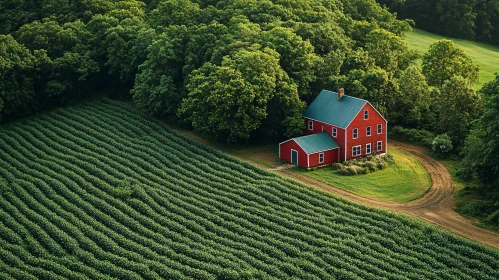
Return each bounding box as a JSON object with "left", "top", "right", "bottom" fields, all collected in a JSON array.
[{"left": 279, "top": 132, "right": 340, "bottom": 168}]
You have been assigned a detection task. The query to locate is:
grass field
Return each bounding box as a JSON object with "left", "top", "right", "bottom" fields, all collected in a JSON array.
[
  {"left": 1, "top": 99, "right": 499, "bottom": 279},
  {"left": 404, "top": 28, "right": 499, "bottom": 88},
  {"left": 292, "top": 149, "right": 431, "bottom": 203}
]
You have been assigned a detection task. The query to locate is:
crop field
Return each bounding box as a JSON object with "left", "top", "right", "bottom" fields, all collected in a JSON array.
[{"left": 0, "top": 99, "right": 498, "bottom": 279}]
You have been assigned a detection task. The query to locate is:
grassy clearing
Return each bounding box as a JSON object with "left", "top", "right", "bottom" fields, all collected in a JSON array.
[
  {"left": 292, "top": 148, "right": 431, "bottom": 203},
  {"left": 404, "top": 28, "right": 499, "bottom": 88}
]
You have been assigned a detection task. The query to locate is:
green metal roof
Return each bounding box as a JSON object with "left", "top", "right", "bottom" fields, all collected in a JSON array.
[
  {"left": 293, "top": 132, "right": 339, "bottom": 154},
  {"left": 303, "top": 89, "right": 367, "bottom": 128}
]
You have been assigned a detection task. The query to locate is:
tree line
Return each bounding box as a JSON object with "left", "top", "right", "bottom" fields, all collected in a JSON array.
[
  {"left": 1, "top": 0, "right": 483, "bottom": 145},
  {"left": 377, "top": 0, "right": 499, "bottom": 45}
]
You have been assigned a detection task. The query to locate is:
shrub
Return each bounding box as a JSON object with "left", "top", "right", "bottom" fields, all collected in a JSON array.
[
  {"left": 338, "top": 165, "right": 365, "bottom": 176},
  {"left": 331, "top": 162, "right": 343, "bottom": 170},
  {"left": 461, "top": 200, "right": 495, "bottom": 217},
  {"left": 485, "top": 209, "right": 499, "bottom": 226},
  {"left": 389, "top": 126, "right": 435, "bottom": 147},
  {"left": 335, "top": 153, "right": 395, "bottom": 176},
  {"left": 432, "top": 134, "right": 453, "bottom": 157},
  {"left": 364, "top": 161, "right": 377, "bottom": 172}
]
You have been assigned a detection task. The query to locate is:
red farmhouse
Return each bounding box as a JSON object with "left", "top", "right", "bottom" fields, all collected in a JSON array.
[{"left": 279, "top": 89, "right": 387, "bottom": 168}]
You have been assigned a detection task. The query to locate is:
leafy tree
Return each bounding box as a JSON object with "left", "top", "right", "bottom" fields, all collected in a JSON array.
[
  {"left": 0, "top": 34, "right": 35, "bottom": 121},
  {"left": 0, "top": 0, "right": 38, "bottom": 34},
  {"left": 460, "top": 75, "right": 499, "bottom": 184},
  {"left": 432, "top": 134, "right": 453, "bottom": 157},
  {"left": 14, "top": 18, "right": 89, "bottom": 59},
  {"left": 422, "top": 39, "right": 479, "bottom": 87},
  {"left": 435, "top": 0, "right": 476, "bottom": 39},
  {"left": 258, "top": 26, "right": 319, "bottom": 97},
  {"left": 148, "top": 0, "right": 202, "bottom": 28},
  {"left": 364, "top": 28, "right": 415, "bottom": 75},
  {"left": 104, "top": 17, "right": 156, "bottom": 86},
  {"left": 182, "top": 22, "right": 231, "bottom": 77},
  {"left": 294, "top": 22, "right": 352, "bottom": 56},
  {"left": 392, "top": 65, "right": 433, "bottom": 128},
  {"left": 179, "top": 46, "right": 286, "bottom": 142},
  {"left": 438, "top": 76, "right": 482, "bottom": 149},
  {"left": 45, "top": 45, "right": 100, "bottom": 99},
  {"left": 132, "top": 26, "right": 189, "bottom": 118}
]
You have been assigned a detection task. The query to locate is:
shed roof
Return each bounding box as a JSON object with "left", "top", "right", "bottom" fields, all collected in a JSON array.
[
  {"left": 303, "top": 89, "right": 367, "bottom": 128},
  {"left": 292, "top": 132, "right": 339, "bottom": 154}
]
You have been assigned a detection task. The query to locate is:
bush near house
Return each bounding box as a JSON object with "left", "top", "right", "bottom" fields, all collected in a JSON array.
[
  {"left": 332, "top": 154, "right": 395, "bottom": 176},
  {"left": 388, "top": 126, "right": 435, "bottom": 147}
]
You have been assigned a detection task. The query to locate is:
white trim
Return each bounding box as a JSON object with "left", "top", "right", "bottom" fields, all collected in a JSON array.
[
  {"left": 377, "top": 141, "right": 383, "bottom": 152},
  {"left": 303, "top": 116, "right": 347, "bottom": 129},
  {"left": 279, "top": 138, "right": 294, "bottom": 145},
  {"left": 366, "top": 143, "right": 372, "bottom": 154},
  {"left": 307, "top": 154, "right": 309, "bottom": 168},
  {"left": 344, "top": 128, "right": 347, "bottom": 161},
  {"left": 386, "top": 127, "right": 388, "bottom": 152},
  {"left": 352, "top": 128, "right": 358, "bottom": 139},
  {"left": 343, "top": 107, "right": 365, "bottom": 128},
  {"left": 311, "top": 147, "right": 340, "bottom": 154},
  {"left": 280, "top": 139, "right": 308, "bottom": 155},
  {"left": 319, "top": 152, "right": 324, "bottom": 163},
  {"left": 322, "top": 126, "right": 325, "bottom": 132},
  {"left": 367, "top": 101, "right": 388, "bottom": 123},
  {"left": 344, "top": 102, "right": 388, "bottom": 128},
  {"left": 308, "top": 120, "right": 313, "bottom": 131},
  {"left": 364, "top": 109, "right": 369, "bottom": 120},
  {"left": 352, "top": 145, "right": 361, "bottom": 156},
  {"left": 332, "top": 127, "right": 337, "bottom": 138},
  {"left": 377, "top": 123, "right": 382, "bottom": 134},
  {"left": 366, "top": 126, "right": 372, "bottom": 137},
  {"left": 291, "top": 149, "right": 298, "bottom": 165}
]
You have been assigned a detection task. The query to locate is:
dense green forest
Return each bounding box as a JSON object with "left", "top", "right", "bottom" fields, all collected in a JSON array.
[
  {"left": 0, "top": 0, "right": 482, "bottom": 144},
  {"left": 376, "top": 0, "right": 499, "bottom": 46},
  {"left": 1, "top": 1, "right": 498, "bottom": 223}
]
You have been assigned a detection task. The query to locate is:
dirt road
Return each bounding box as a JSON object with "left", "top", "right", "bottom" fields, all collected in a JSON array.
[
  {"left": 277, "top": 140, "right": 499, "bottom": 249},
  {"left": 176, "top": 129, "right": 499, "bottom": 249}
]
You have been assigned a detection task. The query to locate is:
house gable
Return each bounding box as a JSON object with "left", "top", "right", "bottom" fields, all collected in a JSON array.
[{"left": 345, "top": 103, "right": 387, "bottom": 161}]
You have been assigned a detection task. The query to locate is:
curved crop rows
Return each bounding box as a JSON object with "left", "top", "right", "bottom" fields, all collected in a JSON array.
[{"left": 0, "top": 99, "right": 498, "bottom": 279}]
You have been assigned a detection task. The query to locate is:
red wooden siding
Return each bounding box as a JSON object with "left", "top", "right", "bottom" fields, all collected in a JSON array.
[
  {"left": 279, "top": 140, "right": 309, "bottom": 168},
  {"left": 345, "top": 103, "right": 387, "bottom": 161},
  {"left": 308, "top": 149, "right": 339, "bottom": 167},
  {"left": 304, "top": 118, "right": 346, "bottom": 161}
]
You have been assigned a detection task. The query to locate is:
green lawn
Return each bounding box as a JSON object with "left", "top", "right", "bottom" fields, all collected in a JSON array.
[
  {"left": 404, "top": 28, "right": 499, "bottom": 88},
  {"left": 293, "top": 148, "right": 431, "bottom": 203}
]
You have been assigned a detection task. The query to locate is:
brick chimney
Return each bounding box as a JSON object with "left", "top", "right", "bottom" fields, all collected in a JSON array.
[{"left": 338, "top": 88, "right": 344, "bottom": 101}]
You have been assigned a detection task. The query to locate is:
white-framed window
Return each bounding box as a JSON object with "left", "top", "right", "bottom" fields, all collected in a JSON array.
[
  {"left": 377, "top": 141, "right": 383, "bottom": 152},
  {"left": 352, "top": 145, "right": 361, "bottom": 156},
  {"left": 353, "top": 128, "right": 358, "bottom": 139},
  {"left": 378, "top": 124, "right": 382, "bottom": 134},
  {"left": 322, "top": 126, "right": 325, "bottom": 132},
  {"left": 366, "top": 143, "right": 371, "bottom": 154},
  {"left": 366, "top": 126, "right": 371, "bottom": 136},
  {"left": 332, "top": 128, "right": 337, "bottom": 138},
  {"left": 308, "top": 120, "right": 313, "bottom": 130},
  {"left": 364, "top": 110, "right": 369, "bottom": 120},
  {"left": 319, "top": 153, "right": 324, "bottom": 163}
]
